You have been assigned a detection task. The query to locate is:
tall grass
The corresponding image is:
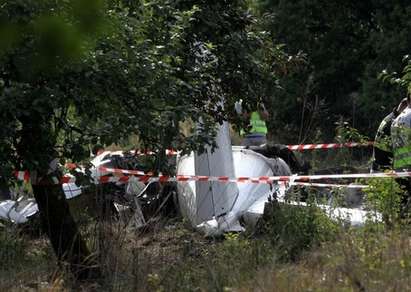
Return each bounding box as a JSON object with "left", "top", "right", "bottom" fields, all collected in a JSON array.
[
  {"left": 0, "top": 223, "right": 56, "bottom": 290},
  {"left": 2, "top": 168, "right": 411, "bottom": 291}
]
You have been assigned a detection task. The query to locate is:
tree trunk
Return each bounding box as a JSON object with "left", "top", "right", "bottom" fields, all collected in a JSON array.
[
  {"left": 17, "top": 115, "right": 100, "bottom": 280},
  {"left": 33, "top": 179, "right": 100, "bottom": 279}
]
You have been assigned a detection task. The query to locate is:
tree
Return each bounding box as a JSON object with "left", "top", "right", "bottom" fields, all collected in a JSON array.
[
  {"left": 0, "top": 0, "right": 111, "bottom": 279},
  {"left": 358, "top": 1, "right": 411, "bottom": 132},
  {"left": 380, "top": 56, "right": 411, "bottom": 96},
  {"left": 0, "top": 0, "right": 285, "bottom": 279},
  {"left": 257, "top": 0, "right": 411, "bottom": 141}
]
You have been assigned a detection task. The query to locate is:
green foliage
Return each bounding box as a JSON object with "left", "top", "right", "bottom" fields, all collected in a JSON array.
[
  {"left": 260, "top": 198, "right": 339, "bottom": 261},
  {"left": 0, "top": 0, "right": 286, "bottom": 177},
  {"left": 380, "top": 57, "right": 411, "bottom": 96},
  {"left": 364, "top": 178, "right": 404, "bottom": 226},
  {"left": 159, "top": 232, "right": 277, "bottom": 292},
  {"left": 5, "top": 213, "right": 411, "bottom": 291},
  {"left": 0, "top": 225, "right": 58, "bottom": 290},
  {"left": 0, "top": 227, "right": 27, "bottom": 269},
  {"left": 0, "top": 1, "right": 288, "bottom": 278},
  {"left": 0, "top": 0, "right": 292, "bottom": 280},
  {"left": 0, "top": 0, "right": 112, "bottom": 175},
  {"left": 242, "top": 228, "right": 411, "bottom": 291},
  {"left": 335, "top": 121, "right": 370, "bottom": 143},
  {"left": 257, "top": 0, "right": 411, "bottom": 141}
]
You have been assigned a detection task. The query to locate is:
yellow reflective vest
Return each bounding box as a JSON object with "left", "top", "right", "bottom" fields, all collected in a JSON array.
[{"left": 241, "top": 111, "right": 268, "bottom": 136}]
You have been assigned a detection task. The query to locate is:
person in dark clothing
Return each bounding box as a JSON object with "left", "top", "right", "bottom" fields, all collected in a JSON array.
[{"left": 371, "top": 98, "right": 408, "bottom": 172}]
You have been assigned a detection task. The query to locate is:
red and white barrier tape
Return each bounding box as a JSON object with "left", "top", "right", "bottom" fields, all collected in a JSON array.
[
  {"left": 14, "top": 171, "right": 370, "bottom": 189},
  {"left": 289, "top": 182, "right": 369, "bottom": 189},
  {"left": 99, "top": 142, "right": 374, "bottom": 157},
  {"left": 13, "top": 171, "right": 30, "bottom": 182},
  {"left": 57, "top": 170, "right": 411, "bottom": 185},
  {"left": 286, "top": 141, "right": 374, "bottom": 151},
  {"left": 98, "top": 166, "right": 148, "bottom": 176},
  {"left": 97, "top": 166, "right": 409, "bottom": 183},
  {"left": 15, "top": 165, "right": 406, "bottom": 186},
  {"left": 103, "top": 149, "right": 178, "bottom": 156}
]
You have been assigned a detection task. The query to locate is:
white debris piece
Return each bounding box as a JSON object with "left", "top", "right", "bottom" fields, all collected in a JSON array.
[{"left": 0, "top": 198, "right": 38, "bottom": 224}]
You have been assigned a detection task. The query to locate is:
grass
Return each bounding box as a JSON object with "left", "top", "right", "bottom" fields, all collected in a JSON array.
[
  {"left": 1, "top": 148, "right": 410, "bottom": 291},
  {"left": 243, "top": 227, "right": 411, "bottom": 291},
  {"left": 0, "top": 223, "right": 57, "bottom": 291},
  {"left": 3, "top": 204, "right": 411, "bottom": 291}
]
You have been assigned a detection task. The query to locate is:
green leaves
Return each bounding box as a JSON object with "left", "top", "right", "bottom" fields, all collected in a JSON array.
[
  {"left": 364, "top": 178, "right": 404, "bottom": 227},
  {"left": 258, "top": 0, "right": 411, "bottom": 141},
  {"left": 0, "top": 0, "right": 284, "bottom": 176},
  {"left": 379, "top": 60, "right": 411, "bottom": 95}
]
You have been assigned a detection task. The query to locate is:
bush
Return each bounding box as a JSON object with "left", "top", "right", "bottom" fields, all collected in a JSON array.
[
  {"left": 0, "top": 226, "right": 27, "bottom": 269},
  {"left": 260, "top": 196, "right": 339, "bottom": 261},
  {"left": 363, "top": 178, "right": 404, "bottom": 226}
]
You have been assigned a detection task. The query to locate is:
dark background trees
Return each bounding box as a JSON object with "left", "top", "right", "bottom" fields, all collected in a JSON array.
[{"left": 257, "top": 0, "right": 411, "bottom": 142}]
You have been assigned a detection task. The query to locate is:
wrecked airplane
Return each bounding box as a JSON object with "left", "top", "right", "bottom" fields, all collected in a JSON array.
[{"left": 176, "top": 122, "right": 376, "bottom": 236}]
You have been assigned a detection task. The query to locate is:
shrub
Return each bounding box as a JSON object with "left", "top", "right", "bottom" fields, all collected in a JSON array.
[
  {"left": 363, "top": 178, "right": 404, "bottom": 226},
  {"left": 0, "top": 227, "right": 27, "bottom": 269},
  {"left": 260, "top": 196, "right": 339, "bottom": 261}
]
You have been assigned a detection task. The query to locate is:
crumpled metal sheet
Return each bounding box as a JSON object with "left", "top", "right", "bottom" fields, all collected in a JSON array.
[{"left": 0, "top": 198, "right": 38, "bottom": 224}]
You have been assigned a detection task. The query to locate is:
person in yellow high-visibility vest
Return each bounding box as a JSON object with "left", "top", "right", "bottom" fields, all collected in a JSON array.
[
  {"left": 392, "top": 96, "right": 411, "bottom": 171},
  {"left": 371, "top": 98, "right": 408, "bottom": 172},
  {"left": 235, "top": 100, "right": 269, "bottom": 146},
  {"left": 391, "top": 95, "right": 411, "bottom": 215}
]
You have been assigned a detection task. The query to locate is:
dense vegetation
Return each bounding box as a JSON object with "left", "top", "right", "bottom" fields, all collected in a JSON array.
[
  {"left": 0, "top": 0, "right": 286, "bottom": 276},
  {"left": 1, "top": 0, "right": 411, "bottom": 290},
  {"left": 2, "top": 176, "right": 411, "bottom": 291},
  {"left": 258, "top": 0, "right": 411, "bottom": 142}
]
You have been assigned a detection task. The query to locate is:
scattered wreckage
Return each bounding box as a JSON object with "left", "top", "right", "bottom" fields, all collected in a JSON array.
[
  {"left": 1, "top": 122, "right": 376, "bottom": 233},
  {"left": 0, "top": 152, "right": 154, "bottom": 225}
]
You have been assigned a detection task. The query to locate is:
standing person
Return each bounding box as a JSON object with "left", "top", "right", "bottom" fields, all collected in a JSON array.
[
  {"left": 392, "top": 96, "right": 411, "bottom": 171},
  {"left": 235, "top": 100, "right": 269, "bottom": 146},
  {"left": 391, "top": 95, "right": 411, "bottom": 214},
  {"left": 372, "top": 98, "right": 408, "bottom": 172}
]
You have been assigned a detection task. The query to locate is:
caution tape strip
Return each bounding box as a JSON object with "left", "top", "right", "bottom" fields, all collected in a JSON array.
[
  {"left": 13, "top": 171, "right": 30, "bottom": 182},
  {"left": 55, "top": 170, "right": 410, "bottom": 186},
  {"left": 289, "top": 182, "right": 369, "bottom": 189},
  {"left": 16, "top": 167, "right": 409, "bottom": 185},
  {"left": 96, "top": 166, "right": 409, "bottom": 183},
  {"left": 98, "top": 166, "right": 148, "bottom": 176},
  {"left": 286, "top": 141, "right": 374, "bottom": 151},
  {"left": 56, "top": 177, "right": 370, "bottom": 190},
  {"left": 100, "top": 141, "right": 374, "bottom": 157},
  {"left": 15, "top": 165, "right": 404, "bottom": 189},
  {"left": 102, "top": 149, "right": 178, "bottom": 157}
]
